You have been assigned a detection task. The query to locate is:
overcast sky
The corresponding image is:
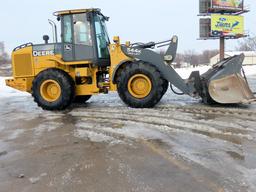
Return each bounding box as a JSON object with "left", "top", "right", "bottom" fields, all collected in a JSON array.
[{"left": 1, "top": 0, "right": 256, "bottom": 54}]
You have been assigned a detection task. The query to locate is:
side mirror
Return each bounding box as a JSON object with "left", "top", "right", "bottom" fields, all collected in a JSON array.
[{"left": 43, "top": 35, "right": 50, "bottom": 44}]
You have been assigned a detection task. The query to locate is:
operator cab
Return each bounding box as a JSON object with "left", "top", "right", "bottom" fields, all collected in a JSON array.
[{"left": 55, "top": 9, "right": 110, "bottom": 66}]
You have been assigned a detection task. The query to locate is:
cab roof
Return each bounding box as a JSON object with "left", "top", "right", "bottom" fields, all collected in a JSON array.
[{"left": 53, "top": 8, "right": 101, "bottom": 16}]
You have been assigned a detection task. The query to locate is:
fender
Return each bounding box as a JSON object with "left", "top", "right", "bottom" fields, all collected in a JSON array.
[{"left": 112, "top": 59, "right": 133, "bottom": 83}]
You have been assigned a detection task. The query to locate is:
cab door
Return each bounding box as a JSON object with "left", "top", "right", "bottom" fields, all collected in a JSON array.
[{"left": 62, "top": 13, "right": 95, "bottom": 62}]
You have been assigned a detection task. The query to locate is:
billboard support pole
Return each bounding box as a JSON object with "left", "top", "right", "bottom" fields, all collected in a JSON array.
[{"left": 220, "top": 37, "right": 225, "bottom": 60}]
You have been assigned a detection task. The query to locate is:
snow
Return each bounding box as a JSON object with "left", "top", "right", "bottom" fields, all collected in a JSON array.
[
  {"left": 0, "top": 64, "right": 256, "bottom": 98},
  {"left": 174, "top": 65, "right": 256, "bottom": 79},
  {"left": 74, "top": 129, "right": 115, "bottom": 143},
  {"left": 7, "top": 129, "right": 24, "bottom": 140},
  {"left": 243, "top": 65, "right": 256, "bottom": 76},
  {"left": 175, "top": 66, "right": 211, "bottom": 79}
]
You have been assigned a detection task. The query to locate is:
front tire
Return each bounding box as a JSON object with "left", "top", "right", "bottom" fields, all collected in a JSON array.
[
  {"left": 117, "top": 61, "right": 164, "bottom": 108},
  {"left": 161, "top": 78, "right": 169, "bottom": 98},
  {"left": 32, "top": 68, "right": 75, "bottom": 110}
]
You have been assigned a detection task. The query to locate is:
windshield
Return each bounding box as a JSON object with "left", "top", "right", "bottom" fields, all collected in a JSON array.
[{"left": 94, "top": 14, "right": 110, "bottom": 59}]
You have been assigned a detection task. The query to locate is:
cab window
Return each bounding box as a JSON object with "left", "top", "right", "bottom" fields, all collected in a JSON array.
[
  {"left": 63, "top": 15, "right": 72, "bottom": 43},
  {"left": 94, "top": 14, "right": 110, "bottom": 59},
  {"left": 73, "top": 13, "right": 92, "bottom": 46}
]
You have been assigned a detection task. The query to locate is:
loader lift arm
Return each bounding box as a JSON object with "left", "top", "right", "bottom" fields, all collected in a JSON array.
[
  {"left": 122, "top": 36, "right": 196, "bottom": 96},
  {"left": 122, "top": 36, "right": 256, "bottom": 104}
]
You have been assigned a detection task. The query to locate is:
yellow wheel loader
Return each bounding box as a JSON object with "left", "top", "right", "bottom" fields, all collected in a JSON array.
[{"left": 5, "top": 9, "right": 256, "bottom": 110}]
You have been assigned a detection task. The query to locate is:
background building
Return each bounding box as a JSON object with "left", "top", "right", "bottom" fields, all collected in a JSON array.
[{"left": 210, "top": 51, "right": 256, "bottom": 66}]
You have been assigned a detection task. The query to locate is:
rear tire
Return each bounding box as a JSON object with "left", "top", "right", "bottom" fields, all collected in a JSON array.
[
  {"left": 117, "top": 61, "right": 164, "bottom": 108},
  {"left": 73, "top": 95, "right": 92, "bottom": 103},
  {"left": 32, "top": 68, "right": 75, "bottom": 110}
]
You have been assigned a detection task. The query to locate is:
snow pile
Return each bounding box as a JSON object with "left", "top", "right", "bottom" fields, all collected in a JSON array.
[
  {"left": 0, "top": 77, "right": 29, "bottom": 98},
  {"left": 243, "top": 65, "right": 256, "bottom": 76},
  {"left": 175, "top": 66, "right": 211, "bottom": 79}
]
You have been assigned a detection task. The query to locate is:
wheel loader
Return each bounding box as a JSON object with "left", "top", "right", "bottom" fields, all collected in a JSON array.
[{"left": 5, "top": 9, "right": 256, "bottom": 110}]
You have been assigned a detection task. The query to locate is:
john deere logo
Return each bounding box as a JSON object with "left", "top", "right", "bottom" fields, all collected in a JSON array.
[{"left": 33, "top": 50, "right": 54, "bottom": 57}]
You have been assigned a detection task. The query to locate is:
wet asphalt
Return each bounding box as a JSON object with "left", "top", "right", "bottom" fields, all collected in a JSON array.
[{"left": 0, "top": 72, "right": 256, "bottom": 192}]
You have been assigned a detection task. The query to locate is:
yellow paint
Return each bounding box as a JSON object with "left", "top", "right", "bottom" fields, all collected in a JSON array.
[
  {"left": 75, "top": 67, "right": 91, "bottom": 77},
  {"left": 75, "top": 67, "right": 100, "bottom": 95},
  {"left": 54, "top": 8, "right": 99, "bottom": 16},
  {"left": 7, "top": 32, "right": 132, "bottom": 98},
  {"left": 12, "top": 46, "right": 34, "bottom": 78},
  {"left": 128, "top": 74, "right": 152, "bottom": 99},
  {"left": 211, "top": 14, "right": 244, "bottom": 36},
  {"left": 109, "top": 41, "right": 133, "bottom": 91},
  {"left": 5, "top": 77, "right": 33, "bottom": 92},
  {"left": 141, "top": 139, "right": 225, "bottom": 192},
  {"left": 113, "top": 36, "right": 120, "bottom": 44},
  {"left": 40, "top": 80, "right": 61, "bottom": 102}
]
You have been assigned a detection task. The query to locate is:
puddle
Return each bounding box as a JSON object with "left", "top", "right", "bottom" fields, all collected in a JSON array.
[{"left": 0, "top": 151, "right": 8, "bottom": 157}]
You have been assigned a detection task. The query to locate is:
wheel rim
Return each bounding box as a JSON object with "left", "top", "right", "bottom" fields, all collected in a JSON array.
[
  {"left": 40, "top": 80, "right": 61, "bottom": 102},
  {"left": 128, "top": 74, "right": 152, "bottom": 99}
]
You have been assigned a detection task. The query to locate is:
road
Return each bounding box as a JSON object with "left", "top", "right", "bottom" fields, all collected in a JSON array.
[{"left": 0, "top": 74, "right": 256, "bottom": 192}]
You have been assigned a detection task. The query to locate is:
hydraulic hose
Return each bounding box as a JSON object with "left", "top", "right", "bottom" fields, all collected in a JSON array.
[{"left": 170, "top": 84, "right": 184, "bottom": 95}]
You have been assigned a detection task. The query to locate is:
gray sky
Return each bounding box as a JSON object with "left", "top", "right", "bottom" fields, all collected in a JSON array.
[{"left": 1, "top": 0, "right": 256, "bottom": 54}]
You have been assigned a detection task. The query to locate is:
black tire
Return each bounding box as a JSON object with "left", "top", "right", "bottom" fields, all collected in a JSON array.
[
  {"left": 117, "top": 61, "right": 164, "bottom": 108},
  {"left": 161, "top": 78, "right": 169, "bottom": 98},
  {"left": 32, "top": 68, "right": 75, "bottom": 110},
  {"left": 73, "top": 95, "right": 92, "bottom": 103},
  {"left": 202, "top": 91, "right": 217, "bottom": 105},
  {"left": 201, "top": 82, "right": 217, "bottom": 105}
]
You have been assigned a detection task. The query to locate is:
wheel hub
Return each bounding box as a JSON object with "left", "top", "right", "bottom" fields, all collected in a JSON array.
[
  {"left": 40, "top": 80, "right": 61, "bottom": 102},
  {"left": 128, "top": 74, "right": 152, "bottom": 99}
]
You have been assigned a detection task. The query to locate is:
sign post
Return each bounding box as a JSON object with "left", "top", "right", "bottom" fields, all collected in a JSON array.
[
  {"left": 199, "top": 0, "right": 248, "bottom": 61},
  {"left": 220, "top": 37, "right": 225, "bottom": 60}
]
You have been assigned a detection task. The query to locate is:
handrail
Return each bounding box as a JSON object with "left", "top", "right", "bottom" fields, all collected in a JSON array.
[{"left": 13, "top": 43, "right": 33, "bottom": 52}]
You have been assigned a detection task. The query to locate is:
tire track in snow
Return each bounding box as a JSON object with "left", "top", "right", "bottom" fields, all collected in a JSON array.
[{"left": 70, "top": 108, "right": 255, "bottom": 145}]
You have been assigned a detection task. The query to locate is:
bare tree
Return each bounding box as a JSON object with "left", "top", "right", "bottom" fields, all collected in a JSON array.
[
  {"left": 174, "top": 54, "right": 184, "bottom": 68},
  {"left": 0, "top": 53, "right": 10, "bottom": 64},
  {"left": 183, "top": 50, "right": 200, "bottom": 67},
  {"left": 199, "top": 49, "right": 219, "bottom": 64},
  {"left": 236, "top": 36, "right": 256, "bottom": 51},
  {"left": 171, "top": 49, "right": 219, "bottom": 68},
  {"left": 0, "top": 42, "right": 10, "bottom": 64}
]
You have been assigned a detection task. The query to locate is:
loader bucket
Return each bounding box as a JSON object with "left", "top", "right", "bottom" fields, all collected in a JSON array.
[
  {"left": 201, "top": 54, "right": 256, "bottom": 104},
  {"left": 208, "top": 73, "right": 255, "bottom": 104}
]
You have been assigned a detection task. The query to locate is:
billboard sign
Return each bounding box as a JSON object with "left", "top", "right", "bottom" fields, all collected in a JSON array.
[
  {"left": 212, "top": 0, "right": 244, "bottom": 11},
  {"left": 211, "top": 14, "right": 244, "bottom": 37}
]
